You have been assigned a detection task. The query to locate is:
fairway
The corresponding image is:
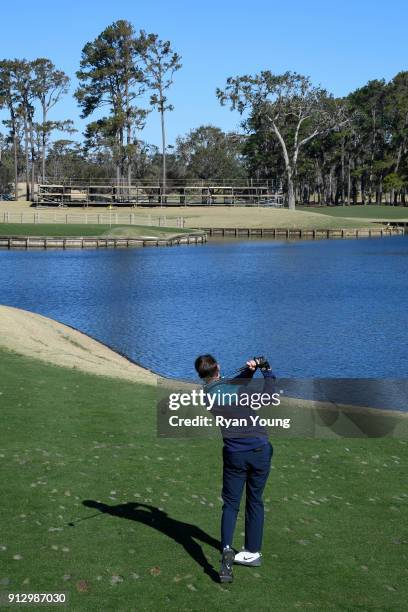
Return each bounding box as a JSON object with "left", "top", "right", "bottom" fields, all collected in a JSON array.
[
  {"left": 0, "top": 348, "right": 406, "bottom": 610},
  {"left": 0, "top": 223, "right": 192, "bottom": 239},
  {"left": 299, "top": 205, "right": 408, "bottom": 220},
  {"left": 0, "top": 202, "right": 386, "bottom": 230}
]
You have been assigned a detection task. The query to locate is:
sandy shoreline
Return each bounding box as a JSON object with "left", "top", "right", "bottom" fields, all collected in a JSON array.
[{"left": 0, "top": 305, "right": 157, "bottom": 385}]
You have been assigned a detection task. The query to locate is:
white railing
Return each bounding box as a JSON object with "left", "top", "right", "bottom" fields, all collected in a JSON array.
[{"left": 1, "top": 211, "right": 186, "bottom": 228}]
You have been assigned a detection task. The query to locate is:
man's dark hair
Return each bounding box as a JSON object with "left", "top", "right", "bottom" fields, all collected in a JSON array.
[{"left": 195, "top": 354, "right": 218, "bottom": 380}]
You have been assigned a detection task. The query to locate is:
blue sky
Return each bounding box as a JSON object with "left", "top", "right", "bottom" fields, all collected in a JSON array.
[{"left": 1, "top": 0, "right": 407, "bottom": 147}]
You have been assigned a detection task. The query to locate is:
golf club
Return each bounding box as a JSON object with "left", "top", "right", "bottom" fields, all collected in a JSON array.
[
  {"left": 227, "top": 356, "right": 270, "bottom": 378},
  {"left": 67, "top": 511, "right": 102, "bottom": 527}
]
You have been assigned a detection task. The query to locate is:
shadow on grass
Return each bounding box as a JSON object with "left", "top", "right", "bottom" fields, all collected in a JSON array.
[{"left": 82, "top": 500, "right": 220, "bottom": 582}]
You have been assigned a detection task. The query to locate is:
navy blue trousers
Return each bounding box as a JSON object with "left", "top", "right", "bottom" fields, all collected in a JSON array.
[{"left": 221, "top": 442, "right": 273, "bottom": 552}]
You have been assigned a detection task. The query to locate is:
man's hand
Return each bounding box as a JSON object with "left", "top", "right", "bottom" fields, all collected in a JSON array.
[{"left": 246, "top": 359, "right": 257, "bottom": 371}]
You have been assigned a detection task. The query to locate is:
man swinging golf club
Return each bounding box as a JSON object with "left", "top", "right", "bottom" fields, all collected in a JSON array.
[{"left": 194, "top": 354, "right": 274, "bottom": 583}]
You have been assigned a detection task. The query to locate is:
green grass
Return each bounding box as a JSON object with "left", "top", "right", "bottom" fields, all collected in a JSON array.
[
  {"left": 0, "top": 348, "right": 407, "bottom": 611},
  {"left": 0, "top": 223, "right": 193, "bottom": 238},
  {"left": 299, "top": 205, "right": 408, "bottom": 220}
]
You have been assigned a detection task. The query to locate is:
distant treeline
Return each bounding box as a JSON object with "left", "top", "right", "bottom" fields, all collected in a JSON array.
[{"left": 1, "top": 19, "right": 407, "bottom": 208}]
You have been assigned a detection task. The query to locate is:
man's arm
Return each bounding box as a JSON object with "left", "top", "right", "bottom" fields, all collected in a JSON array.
[
  {"left": 261, "top": 367, "right": 276, "bottom": 394},
  {"left": 232, "top": 359, "right": 257, "bottom": 385}
]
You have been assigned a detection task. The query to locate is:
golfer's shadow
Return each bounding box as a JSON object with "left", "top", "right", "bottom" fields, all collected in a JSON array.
[{"left": 83, "top": 500, "right": 220, "bottom": 582}]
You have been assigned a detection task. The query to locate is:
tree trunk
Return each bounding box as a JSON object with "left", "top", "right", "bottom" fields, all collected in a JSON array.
[
  {"left": 115, "top": 129, "right": 122, "bottom": 201},
  {"left": 42, "top": 103, "right": 47, "bottom": 183},
  {"left": 160, "top": 106, "right": 166, "bottom": 204},
  {"left": 328, "top": 165, "right": 335, "bottom": 205},
  {"left": 287, "top": 167, "right": 295, "bottom": 209},
  {"left": 377, "top": 175, "right": 383, "bottom": 205},
  {"left": 125, "top": 80, "right": 132, "bottom": 190},
  {"left": 352, "top": 175, "right": 358, "bottom": 205},
  {"left": 315, "top": 160, "right": 322, "bottom": 205},
  {"left": 127, "top": 162, "right": 132, "bottom": 188},
  {"left": 29, "top": 119, "right": 35, "bottom": 201},
  {"left": 369, "top": 109, "right": 376, "bottom": 204},
  {"left": 269, "top": 120, "right": 296, "bottom": 209},
  {"left": 126, "top": 123, "right": 132, "bottom": 189},
  {"left": 13, "top": 126, "right": 18, "bottom": 201},
  {"left": 23, "top": 115, "right": 29, "bottom": 201},
  {"left": 341, "top": 138, "right": 345, "bottom": 205},
  {"left": 391, "top": 143, "right": 403, "bottom": 205},
  {"left": 116, "top": 164, "right": 121, "bottom": 201},
  {"left": 360, "top": 176, "right": 366, "bottom": 205}
]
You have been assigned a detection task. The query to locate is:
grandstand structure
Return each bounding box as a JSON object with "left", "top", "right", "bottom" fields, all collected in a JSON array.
[{"left": 35, "top": 178, "right": 285, "bottom": 207}]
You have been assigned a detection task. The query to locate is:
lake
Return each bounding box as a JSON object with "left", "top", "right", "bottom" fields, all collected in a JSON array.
[{"left": 0, "top": 236, "right": 407, "bottom": 380}]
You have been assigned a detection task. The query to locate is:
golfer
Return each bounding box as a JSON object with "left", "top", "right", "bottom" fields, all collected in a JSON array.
[{"left": 194, "top": 354, "right": 274, "bottom": 583}]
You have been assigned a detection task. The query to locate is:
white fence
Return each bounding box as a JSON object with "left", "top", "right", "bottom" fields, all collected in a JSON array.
[{"left": 1, "top": 211, "right": 186, "bottom": 228}]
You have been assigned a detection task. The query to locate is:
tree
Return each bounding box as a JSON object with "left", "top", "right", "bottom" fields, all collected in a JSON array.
[
  {"left": 242, "top": 108, "right": 285, "bottom": 185},
  {"left": 1, "top": 59, "right": 71, "bottom": 200},
  {"left": 31, "top": 59, "right": 70, "bottom": 182},
  {"left": 75, "top": 20, "right": 146, "bottom": 186},
  {"left": 175, "top": 125, "right": 246, "bottom": 180},
  {"left": 46, "top": 139, "right": 107, "bottom": 181},
  {"left": 0, "top": 60, "right": 20, "bottom": 199},
  {"left": 0, "top": 131, "right": 13, "bottom": 193},
  {"left": 348, "top": 80, "right": 387, "bottom": 204},
  {"left": 83, "top": 118, "right": 119, "bottom": 176},
  {"left": 217, "top": 71, "right": 349, "bottom": 209},
  {"left": 9, "top": 59, "right": 37, "bottom": 200},
  {"left": 140, "top": 32, "right": 181, "bottom": 197},
  {"left": 386, "top": 72, "right": 408, "bottom": 203}
]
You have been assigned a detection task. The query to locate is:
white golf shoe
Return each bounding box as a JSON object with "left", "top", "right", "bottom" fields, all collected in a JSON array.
[{"left": 234, "top": 550, "right": 262, "bottom": 566}]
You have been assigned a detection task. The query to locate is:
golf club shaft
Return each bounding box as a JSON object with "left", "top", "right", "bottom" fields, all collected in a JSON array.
[{"left": 68, "top": 511, "right": 101, "bottom": 526}]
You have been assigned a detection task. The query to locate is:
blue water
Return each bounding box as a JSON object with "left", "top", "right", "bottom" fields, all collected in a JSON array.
[{"left": 0, "top": 237, "right": 407, "bottom": 380}]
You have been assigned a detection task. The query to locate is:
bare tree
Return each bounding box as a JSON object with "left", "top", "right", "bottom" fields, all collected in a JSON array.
[
  {"left": 31, "top": 59, "right": 70, "bottom": 183},
  {"left": 140, "top": 32, "right": 181, "bottom": 198},
  {"left": 11, "top": 60, "right": 36, "bottom": 200},
  {"left": 0, "top": 60, "right": 20, "bottom": 199},
  {"left": 217, "top": 71, "right": 349, "bottom": 209}
]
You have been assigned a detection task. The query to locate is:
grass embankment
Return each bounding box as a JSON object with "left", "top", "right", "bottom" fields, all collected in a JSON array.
[
  {"left": 299, "top": 205, "right": 408, "bottom": 220},
  {"left": 0, "top": 348, "right": 406, "bottom": 610},
  {"left": 0, "top": 224, "right": 193, "bottom": 239},
  {"left": 143, "top": 207, "right": 381, "bottom": 230},
  {"left": 0, "top": 200, "right": 390, "bottom": 229}
]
